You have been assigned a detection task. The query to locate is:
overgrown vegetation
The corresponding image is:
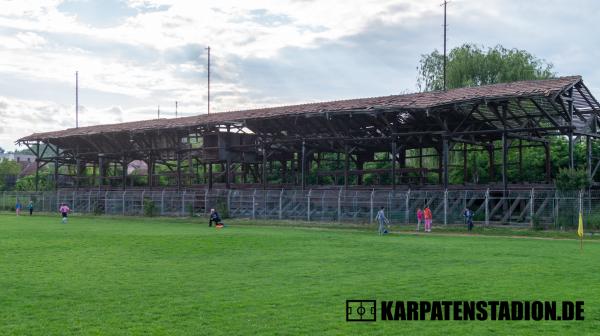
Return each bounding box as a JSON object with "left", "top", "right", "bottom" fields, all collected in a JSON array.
[
  {"left": 555, "top": 168, "right": 590, "bottom": 191},
  {"left": 143, "top": 198, "right": 157, "bottom": 217},
  {"left": 186, "top": 204, "right": 195, "bottom": 217},
  {"left": 215, "top": 198, "right": 229, "bottom": 219}
]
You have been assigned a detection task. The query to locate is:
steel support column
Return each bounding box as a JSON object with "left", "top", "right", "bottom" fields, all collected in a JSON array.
[
  {"left": 262, "top": 144, "right": 267, "bottom": 189},
  {"left": 34, "top": 140, "right": 40, "bottom": 191},
  {"left": 545, "top": 143, "right": 551, "bottom": 183},
  {"left": 344, "top": 145, "right": 350, "bottom": 189},
  {"left": 226, "top": 159, "right": 231, "bottom": 189},
  {"left": 208, "top": 163, "right": 213, "bottom": 190},
  {"left": 301, "top": 141, "right": 306, "bottom": 190},
  {"left": 587, "top": 136, "right": 593, "bottom": 183},
  {"left": 442, "top": 136, "right": 449, "bottom": 188},
  {"left": 463, "top": 143, "right": 468, "bottom": 184},
  {"left": 97, "top": 154, "right": 104, "bottom": 187},
  {"left": 518, "top": 140, "right": 523, "bottom": 182},
  {"left": 391, "top": 141, "right": 397, "bottom": 190},
  {"left": 568, "top": 89, "right": 575, "bottom": 169},
  {"left": 488, "top": 143, "right": 495, "bottom": 182},
  {"left": 502, "top": 132, "right": 508, "bottom": 193},
  {"left": 176, "top": 153, "right": 182, "bottom": 190},
  {"left": 122, "top": 156, "right": 127, "bottom": 190},
  {"left": 35, "top": 158, "right": 40, "bottom": 191}
]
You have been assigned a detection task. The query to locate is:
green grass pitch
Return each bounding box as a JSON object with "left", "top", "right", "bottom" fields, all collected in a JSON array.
[{"left": 1, "top": 214, "right": 598, "bottom": 335}]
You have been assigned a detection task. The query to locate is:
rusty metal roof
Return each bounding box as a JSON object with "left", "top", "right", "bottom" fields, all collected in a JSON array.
[{"left": 18, "top": 76, "right": 582, "bottom": 142}]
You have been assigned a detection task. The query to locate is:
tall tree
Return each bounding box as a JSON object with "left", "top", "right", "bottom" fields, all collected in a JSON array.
[
  {"left": 417, "top": 44, "right": 555, "bottom": 92},
  {"left": 0, "top": 158, "right": 21, "bottom": 190}
]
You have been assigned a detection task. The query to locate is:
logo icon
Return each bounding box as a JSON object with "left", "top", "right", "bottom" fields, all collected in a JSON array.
[{"left": 346, "top": 300, "right": 376, "bottom": 322}]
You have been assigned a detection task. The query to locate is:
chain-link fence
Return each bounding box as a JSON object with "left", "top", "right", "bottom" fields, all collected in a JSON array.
[{"left": 1, "top": 189, "right": 597, "bottom": 229}]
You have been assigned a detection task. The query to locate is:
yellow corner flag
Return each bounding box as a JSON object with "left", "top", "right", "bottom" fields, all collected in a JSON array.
[
  {"left": 578, "top": 212, "right": 584, "bottom": 238},
  {"left": 578, "top": 211, "right": 584, "bottom": 251}
]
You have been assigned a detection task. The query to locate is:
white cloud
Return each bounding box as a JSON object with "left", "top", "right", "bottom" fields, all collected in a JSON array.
[{"left": 0, "top": 0, "right": 599, "bottom": 151}]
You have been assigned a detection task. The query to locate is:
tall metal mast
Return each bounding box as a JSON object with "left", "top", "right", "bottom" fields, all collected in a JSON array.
[
  {"left": 206, "top": 46, "right": 211, "bottom": 115},
  {"left": 442, "top": 0, "right": 448, "bottom": 91},
  {"left": 75, "top": 71, "right": 79, "bottom": 128}
]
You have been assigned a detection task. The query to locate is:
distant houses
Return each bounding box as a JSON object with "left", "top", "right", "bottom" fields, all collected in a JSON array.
[{"left": 0, "top": 153, "right": 37, "bottom": 177}]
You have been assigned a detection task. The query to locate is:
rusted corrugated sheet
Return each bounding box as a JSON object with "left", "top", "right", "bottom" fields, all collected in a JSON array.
[{"left": 18, "top": 76, "right": 581, "bottom": 142}]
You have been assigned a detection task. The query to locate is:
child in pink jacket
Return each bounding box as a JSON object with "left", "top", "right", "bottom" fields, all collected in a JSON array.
[{"left": 416, "top": 208, "right": 423, "bottom": 231}]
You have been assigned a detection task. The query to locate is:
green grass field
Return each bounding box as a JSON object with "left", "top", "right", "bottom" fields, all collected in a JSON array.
[{"left": 1, "top": 214, "right": 598, "bottom": 335}]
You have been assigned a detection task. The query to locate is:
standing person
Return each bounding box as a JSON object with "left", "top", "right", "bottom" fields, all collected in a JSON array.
[
  {"left": 15, "top": 199, "right": 22, "bottom": 216},
  {"left": 416, "top": 208, "right": 423, "bottom": 231},
  {"left": 375, "top": 206, "right": 389, "bottom": 235},
  {"left": 424, "top": 206, "right": 433, "bottom": 233},
  {"left": 463, "top": 207, "right": 474, "bottom": 232},
  {"left": 59, "top": 203, "right": 70, "bottom": 224},
  {"left": 28, "top": 200, "right": 34, "bottom": 216},
  {"left": 209, "top": 208, "right": 221, "bottom": 227}
]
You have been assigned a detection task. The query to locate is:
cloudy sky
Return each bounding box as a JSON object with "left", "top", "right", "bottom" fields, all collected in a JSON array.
[{"left": 1, "top": 0, "right": 599, "bottom": 150}]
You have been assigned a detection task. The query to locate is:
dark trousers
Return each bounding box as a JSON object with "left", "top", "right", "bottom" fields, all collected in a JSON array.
[
  {"left": 29, "top": 209, "right": 33, "bottom": 215},
  {"left": 467, "top": 219, "right": 473, "bottom": 231}
]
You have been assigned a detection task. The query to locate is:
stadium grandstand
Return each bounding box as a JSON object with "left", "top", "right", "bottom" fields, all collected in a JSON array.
[{"left": 17, "top": 75, "right": 600, "bottom": 192}]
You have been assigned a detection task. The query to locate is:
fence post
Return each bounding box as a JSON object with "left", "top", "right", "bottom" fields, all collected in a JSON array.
[
  {"left": 141, "top": 190, "right": 146, "bottom": 216},
  {"left": 554, "top": 190, "right": 560, "bottom": 229},
  {"left": 321, "top": 192, "right": 326, "bottom": 221},
  {"left": 191, "top": 191, "right": 196, "bottom": 216},
  {"left": 307, "top": 189, "right": 312, "bottom": 221},
  {"left": 369, "top": 189, "right": 375, "bottom": 224},
  {"left": 72, "top": 191, "right": 76, "bottom": 213},
  {"left": 279, "top": 189, "right": 284, "bottom": 220},
  {"left": 100, "top": 191, "right": 106, "bottom": 214},
  {"left": 2, "top": 191, "right": 5, "bottom": 211},
  {"left": 444, "top": 189, "right": 448, "bottom": 225},
  {"left": 204, "top": 189, "right": 209, "bottom": 214},
  {"left": 529, "top": 188, "right": 534, "bottom": 227},
  {"left": 405, "top": 189, "right": 411, "bottom": 225},
  {"left": 252, "top": 189, "right": 256, "bottom": 219},
  {"left": 577, "top": 189, "right": 583, "bottom": 225},
  {"left": 226, "top": 189, "right": 232, "bottom": 218},
  {"left": 104, "top": 191, "right": 108, "bottom": 215},
  {"left": 264, "top": 190, "right": 268, "bottom": 219},
  {"left": 485, "top": 188, "right": 490, "bottom": 227},
  {"left": 122, "top": 191, "right": 126, "bottom": 216},
  {"left": 160, "top": 189, "right": 165, "bottom": 215},
  {"left": 337, "top": 188, "right": 342, "bottom": 222},
  {"left": 387, "top": 191, "right": 392, "bottom": 222},
  {"left": 182, "top": 190, "right": 187, "bottom": 217}
]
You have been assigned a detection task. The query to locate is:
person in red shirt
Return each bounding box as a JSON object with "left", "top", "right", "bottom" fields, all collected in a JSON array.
[{"left": 424, "top": 206, "right": 433, "bottom": 232}]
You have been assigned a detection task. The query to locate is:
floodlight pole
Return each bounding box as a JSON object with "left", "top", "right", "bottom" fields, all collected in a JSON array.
[
  {"left": 75, "top": 71, "right": 79, "bottom": 128},
  {"left": 442, "top": 0, "right": 448, "bottom": 91},
  {"left": 206, "top": 46, "right": 211, "bottom": 115},
  {"left": 158, "top": 105, "right": 160, "bottom": 119},
  {"left": 175, "top": 101, "right": 178, "bottom": 118}
]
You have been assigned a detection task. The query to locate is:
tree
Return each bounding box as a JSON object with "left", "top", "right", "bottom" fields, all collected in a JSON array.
[
  {"left": 555, "top": 168, "right": 590, "bottom": 192},
  {"left": 0, "top": 158, "right": 21, "bottom": 190},
  {"left": 417, "top": 44, "right": 555, "bottom": 92}
]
